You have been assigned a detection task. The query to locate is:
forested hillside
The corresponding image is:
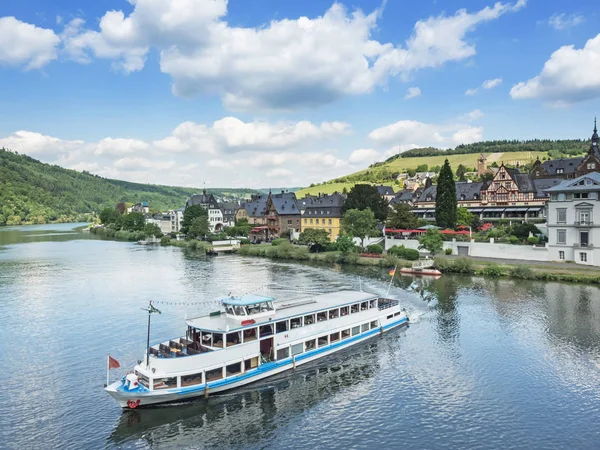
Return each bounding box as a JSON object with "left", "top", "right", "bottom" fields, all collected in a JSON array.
[{"left": 0, "top": 149, "right": 254, "bottom": 226}]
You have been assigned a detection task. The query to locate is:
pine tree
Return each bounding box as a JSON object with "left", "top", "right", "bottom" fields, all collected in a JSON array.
[{"left": 435, "top": 159, "right": 457, "bottom": 229}]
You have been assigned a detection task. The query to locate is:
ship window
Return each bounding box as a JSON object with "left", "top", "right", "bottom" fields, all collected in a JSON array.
[
  {"left": 387, "top": 315, "right": 393, "bottom": 320},
  {"left": 260, "top": 302, "right": 274, "bottom": 312},
  {"left": 304, "top": 314, "right": 315, "bottom": 325},
  {"left": 341, "top": 329, "right": 351, "bottom": 339},
  {"left": 290, "top": 317, "right": 302, "bottom": 329},
  {"left": 371, "top": 321, "right": 379, "bottom": 329},
  {"left": 361, "top": 323, "right": 369, "bottom": 333},
  {"left": 135, "top": 371, "right": 150, "bottom": 388},
  {"left": 234, "top": 305, "right": 246, "bottom": 316},
  {"left": 226, "top": 332, "right": 241, "bottom": 347},
  {"left": 201, "top": 331, "right": 213, "bottom": 347},
  {"left": 360, "top": 302, "right": 368, "bottom": 311},
  {"left": 276, "top": 320, "right": 289, "bottom": 333},
  {"left": 243, "top": 328, "right": 257, "bottom": 342},
  {"left": 369, "top": 299, "right": 377, "bottom": 308},
  {"left": 350, "top": 304, "right": 359, "bottom": 314},
  {"left": 340, "top": 306, "right": 349, "bottom": 316},
  {"left": 277, "top": 347, "right": 290, "bottom": 360},
  {"left": 247, "top": 304, "right": 260, "bottom": 315},
  {"left": 330, "top": 332, "right": 340, "bottom": 343},
  {"left": 213, "top": 333, "right": 224, "bottom": 348},
  {"left": 318, "top": 335, "right": 329, "bottom": 347},
  {"left": 292, "top": 343, "right": 304, "bottom": 356},
  {"left": 351, "top": 326, "right": 360, "bottom": 336},
  {"left": 181, "top": 373, "right": 203, "bottom": 387},
  {"left": 259, "top": 324, "right": 273, "bottom": 338},
  {"left": 305, "top": 339, "right": 316, "bottom": 351},
  {"left": 205, "top": 367, "right": 223, "bottom": 382},
  {"left": 394, "top": 312, "right": 401, "bottom": 317},
  {"left": 317, "top": 311, "right": 328, "bottom": 322},
  {"left": 244, "top": 357, "right": 258, "bottom": 370},
  {"left": 153, "top": 377, "right": 177, "bottom": 390},
  {"left": 226, "top": 362, "right": 242, "bottom": 376},
  {"left": 328, "top": 309, "right": 339, "bottom": 319},
  {"left": 226, "top": 306, "right": 235, "bottom": 315}
]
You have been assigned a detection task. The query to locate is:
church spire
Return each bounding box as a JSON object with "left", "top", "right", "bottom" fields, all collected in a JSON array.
[{"left": 593, "top": 117, "right": 599, "bottom": 145}]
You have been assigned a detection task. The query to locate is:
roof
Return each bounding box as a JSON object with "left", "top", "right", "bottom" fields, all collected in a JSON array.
[
  {"left": 303, "top": 193, "right": 346, "bottom": 217},
  {"left": 544, "top": 172, "right": 600, "bottom": 193},
  {"left": 268, "top": 192, "right": 300, "bottom": 216},
  {"left": 512, "top": 173, "right": 535, "bottom": 193},
  {"left": 186, "top": 290, "right": 380, "bottom": 332},
  {"left": 187, "top": 191, "right": 220, "bottom": 209},
  {"left": 376, "top": 185, "right": 395, "bottom": 195},
  {"left": 540, "top": 157, "right": 583, "bottom": 176},
  {"left": 222, "top": 294, "right": 275, "bottom": 306},
  {"left": 243, "top": 195, "right": 268, "bottom": 218},
  {"left": 419, "top": 182, "right": 483, "bottom": 202},
  {"left": 532, "top": 178, "right": 564, "bottom": 197}
]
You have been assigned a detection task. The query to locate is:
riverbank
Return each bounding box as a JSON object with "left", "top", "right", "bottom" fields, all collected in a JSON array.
[{"left": 237, "top": 243, "right": 600, "bottom": 285}]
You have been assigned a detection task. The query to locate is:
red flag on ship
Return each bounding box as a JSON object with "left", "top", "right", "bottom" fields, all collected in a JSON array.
[{"left": 108, "top": 355, "right": 120, "bottom": 370}]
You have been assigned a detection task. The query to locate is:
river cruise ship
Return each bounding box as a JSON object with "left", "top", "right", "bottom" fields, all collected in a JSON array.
[{"left": 105, "top": 290, "right": 408, "bottom": 408}]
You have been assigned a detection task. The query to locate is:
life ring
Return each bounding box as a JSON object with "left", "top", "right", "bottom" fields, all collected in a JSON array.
[{"left": 127, "top": 399, "right": 141, "bottom": 409}]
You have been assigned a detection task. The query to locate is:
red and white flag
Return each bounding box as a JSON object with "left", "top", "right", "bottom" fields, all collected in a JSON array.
[{"left": 108, "top": 355, "right": 120, "bottom": 370}]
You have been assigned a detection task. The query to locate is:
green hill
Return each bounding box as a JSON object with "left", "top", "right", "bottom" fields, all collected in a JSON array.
[
  {"left": 297, "top": 138, "right": 590, "bottom": 198},
  {"left": 0, "top": 149, "right": 256, "bottom": 226}
]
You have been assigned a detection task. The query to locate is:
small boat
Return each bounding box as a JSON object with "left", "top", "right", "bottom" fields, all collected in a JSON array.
[
  {"left": 105, "top": 290, "right": 408, "bottom": 408},
  {"left": 400, "top": 259, "right": 442, "bottom": 276}
]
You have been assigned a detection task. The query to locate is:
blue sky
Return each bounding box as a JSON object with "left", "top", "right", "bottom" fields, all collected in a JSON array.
[{"left": 0, "top": 0, "right": 598, "bottom": 188}]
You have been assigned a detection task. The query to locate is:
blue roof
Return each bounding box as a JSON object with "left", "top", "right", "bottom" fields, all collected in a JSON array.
[{"left": 222, "top": 294, "right": 276, "bottom": 306}]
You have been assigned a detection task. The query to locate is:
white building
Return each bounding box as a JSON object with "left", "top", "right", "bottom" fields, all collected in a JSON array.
[
  {"left": 170, "top": 208, "right": 184, "bottom": 233},
  {"left": 186, "top": 191, "right": 224, "bottom": 233},
  {"left": 545, "top": 172, "right": 600, "bottom": 266}
]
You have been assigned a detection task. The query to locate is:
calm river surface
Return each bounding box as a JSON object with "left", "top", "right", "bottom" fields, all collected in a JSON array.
[{"left": 1, "top": 223, "right": 600, "bottom": 449}]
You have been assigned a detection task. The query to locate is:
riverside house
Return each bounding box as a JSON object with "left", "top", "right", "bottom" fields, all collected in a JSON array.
[
  {"left": 187, "top": 190, "right": 224, "bottom": 232},
  {"left": 301, "top": 193, "right": 345, "bottom": 242},
  {"left": 241, "top": 191, "right": 300, "bottom": 241}
]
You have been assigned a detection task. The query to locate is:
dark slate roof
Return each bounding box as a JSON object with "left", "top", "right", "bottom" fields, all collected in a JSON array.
[
  {"left": 392, "top": 189, "right": 418, "bottom": 204},
  {"left": 243, "top": 195, "right": 268, "bottom": 218},
  {"left": 187, "top": 191, "right": 219, "bottom": 209},
  {"left": 376, "top": 185, "right": 395, "bottom": 196},
  {"left": 418, "top": 185, "right": 437, "bottom": 202},
  {"left": 303, "top": 193, "right": 345, "bottom": 217},
  {"left": 270, "top": 192, "right": 300, "bottom": 216},
  {"left": 532, "top": 178, "right": 564, "bottom": 197},
  {"left": 219, "top": 201, "right": 239, "bottom": 215},
  {"left": 540, "top": 157, "right": 583, "bottom": 176},
  {"left": 418, "top": 182, "right": 484, "bottom": 202},
  {"left": 512, "top": 173, "right": 536, "bottom": 193},
  {"left": 545, "top": 172, "right": 600, "bottom": 192}
]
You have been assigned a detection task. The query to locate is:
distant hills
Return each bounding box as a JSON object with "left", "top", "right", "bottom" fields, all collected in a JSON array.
[{"left": 0, "top": 149, "right": 258, "bottom": 226}]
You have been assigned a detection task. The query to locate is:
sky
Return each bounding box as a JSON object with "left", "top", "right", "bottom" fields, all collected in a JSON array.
[{"left": 0, "top": 0, "right": 599, "bottom": 189}]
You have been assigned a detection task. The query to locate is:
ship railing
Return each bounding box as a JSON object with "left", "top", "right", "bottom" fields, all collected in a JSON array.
[
  {"left": 151, "top": 336, "right": 211, "bottom": 358},
  {"left": 378, "top": 297, "right": 399, "bottom": 310}
]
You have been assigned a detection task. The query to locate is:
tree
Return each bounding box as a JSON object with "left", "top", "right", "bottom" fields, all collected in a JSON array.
[
  {"left": 435, "top": 159, "right": 457, "bottom": 229},
  {"left": 298, "top": 228, "right": 330, "bottom": 252},
  {"left": 188, "top": 216, "right": 210, "bottom": 239},
  {"left": 456, "top": 164, "right": 467, "bottom": 181},
  {"left": 181, "top": 204, "right": 208, "bottom": 234},
  {"left": 144, "top": 223, "right": 163, "bottom": 238},
  {"left": 456, "top": 207, "right": 474, "bottom": 227},
  {"left": 342, "top": 184, "right": 389, "bottom": 222},
  {"left": 99, "top": 207, "right": 120, "bottom": 225},
  {"left": 333, "top": 234, "right": 357, "bottom": 253},
  {"left": 119, "top": 212, "right": 145, "bottom": 231},
  {"left": 226, "top": 218, "right": 252, "bottom": 237},
  {"left": 418, "top": 229, "right": 444, "bottom": 255},
  {"left": 341, "top": 208, "right": 378, "bottom": 250},
  {"left": 387, "top": 203, "right": 419, "bottom": 229},
  {"left": 415, "top": 164, "right": 429, "bottom": 172}
]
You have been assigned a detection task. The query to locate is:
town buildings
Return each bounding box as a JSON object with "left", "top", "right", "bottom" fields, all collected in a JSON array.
[
  {"left": 301, "top": 193, "right": 345, "bottom": 242},
  {"left": 187, "top": 190, "right": 224, "bottom": 232},
  {"left": 239, "top": 191, "right": 301, "bottom": 241},
  {"left": 545, "top": 172, "right": 600, "bottom": 266},
  {"left": 219, "top": 201, "right": 239, "bottom": 228}
]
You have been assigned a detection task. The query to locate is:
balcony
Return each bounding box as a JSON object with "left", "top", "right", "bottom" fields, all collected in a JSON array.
[
  {"left": 574, "top": 221, "right": 594, "bottom": 227},
  {"left": 573, "top": 243, "right": 594, "bottom": 249}
]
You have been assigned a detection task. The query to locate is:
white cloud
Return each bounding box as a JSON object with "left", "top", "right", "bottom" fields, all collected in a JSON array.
[
  {"left": 459, "top": 109, "right": 485, "bottom": 121},
  {"left": 348, "top": 148, "right": 381, "bottom": 164},
  {"left": 60, "top": 0, "right": 526, "bottom": 110},
  {"left": 404, "top": 87, "right": 421, "bottom": 100},
  {"left": 368, "top": 114, "right": 484, "bottom": 148},
  {"left": 0, "top": 16, "right": 60, "bottom": 69},
  {"left": 94, "top": 137, "right": 149, "bottom": 156},
  {"left": 510, "top": 33, "right": 600, "bottom": 106},
  {"left": 465, "top": 77, "right": 502, "bottom": 95},
  {"left": 266, "top": 168, "right": 293, "bottom": 178},
  {"left": 548, "top": 13, "right": 584, "bottom": 31},
  {"left": 0, "top": 130, "right": 83, "bottom": 157}
]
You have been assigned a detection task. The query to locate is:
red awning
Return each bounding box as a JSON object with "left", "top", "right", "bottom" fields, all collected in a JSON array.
[{"left": 250, "top": 226, "right": 269, "bottom": 232}]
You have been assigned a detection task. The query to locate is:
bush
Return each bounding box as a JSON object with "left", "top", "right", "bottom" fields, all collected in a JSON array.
[
  {"left": 365, "top": 244, "right": 383, "bottom": 254},
  {"left": 324, "top": 252, "right": 339, "bottom": 263},
  {"left": 271, "top": 238, "right": 287, "bottom": 246},
  {"left": 433, "top": 257, "right": 449, "bottom": 271},
  {"left": 388, "top": 245, "right": 420, "bottom": 261},
  {"left": 450, "top": 257, "right": 474, "bottom": 274},
  {"left": 509, "top": 265, "right": 534, "bottom": 279},
  {"left": 508, "top": 235, "right": 520, "bottom": 245},
  {"left": 380, "top": 254, "right": 401, "bottom": 268},
  {"left": 160, "top": 236, "right": 171, "bottom": 245},
  {"left": 527, "top": 236, "right": 540, "bottom": 245},
  {"left": 444, "top": 248, "right": 453, "bottom": 255},
  {"left": 338, "top": 252, "right": 359, "bottom": 264},
  {"left": 482, "top": 263, "right": 505, "bottom": 277}
]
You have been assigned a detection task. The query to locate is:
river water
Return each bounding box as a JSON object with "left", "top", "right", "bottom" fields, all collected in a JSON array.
[{"left": 1, "top": 224, "right": 600, "bottom": 449}]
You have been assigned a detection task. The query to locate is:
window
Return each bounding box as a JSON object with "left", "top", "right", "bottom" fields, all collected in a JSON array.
[
  {"left": 310, "top": 219, "right": 313, "bottom": 224},
  {"left": 360, "top": 302, "right": 368, "bottom": 311},
  {"left": 587, "top": 163, "right": 596, "bottom": 170},
  {"left": 318, "top": 335, "right": 328, "bottom": 347},
  {"left": 557, "top": 229, "right": 566, "bottom": 245},
  {"left": 259, "top": 324, "right": 273, "bottom": 338},
  {"left": 328, "top": 219, "right": 332, "bottom": 225},
  {"left": 361, "top": 323, "right": 369, "bottom": 333},
  {"left": 352, "top": 326, "right": 360, "bottom": 336},
  {"left": 226, "top": 332, "right": 241, "bottom": 347},
  {"left": 244, "top": 357, "right": 258, "bottom": 370},
  {"left": 277, "top": 347, "right": 290, "bottom": 360},
  {"left": 205, "top": 368, "right": 223, "bottom": 382},
  {"left": 315, "top": 219, "right": 319, "bottom": 225},
  {"left": 369, "top": 299, "right": 377, "bottom": 308},
  {"left": 234, "top": 305, "right": 247, "bottom": 316},
  {"left": 304, "top": 314, "right": 315, "bottom": 325},
  {"left": 243, "top": 328, "right": 257, "bottom": 342},
  {"left": 330, "top": 332, "right": 340, "bottom": 343},
  {"left": 559, "top": 251, "right": 565, "bottom": 260},
  {"left": 154, "top": 377, "right": 177, "bottom": 390},
  {"left": 580, "top": 231, "right": 589, "bottom": 247},
  {"left": 371, "top": 320, "right": 379, "bottom": 329},
  {"left": 557, "top": 209, "right": 567, "bottom": 223},
  {"left": 304, "top": 218, "right": 307, "bottom": 224},
  {"left": 213, "top": 333, "right": 224, "bottom": 348},
  {"left": 328, "top": 309, "right": 339, "bottom": 319},
  {"left": 226, "top": 362, "right": 242, "bottom": 376},
  {"left": 557, "top": 193, "right": 566, "bottom": 201},
  {"left": 290, "top": 317, "right": 302, "bottom": 329},
  {"left": 580, "top": 252, "right": 588, "bottom": 262},
  {"left": 305, "top": 339, "right": 316, "bottom": 351},
  {"left": 556, "top": 168, "right": 564, "bottom": 174},
  {"left": 292, "top": 343, "right": 304, "bottom": 356},
  {"left": 201, "top": 331, "right": 213, "bottom": 347},
  {"left": 181, "top": 372, "right": 203, "bottom": 387},
  {"left": 317, "top": 311, "right": 328, "bottom": 322},
  {"left": 341, "top": 329, "right": 351, "bottom": 339},
  {"left": 351, "top": 304, "right": 359, "bottom": 314},
  {"left": 276, "top": 320, "right": 289, "bottom": 334},
  {"left": 340, "top": 306, "right": 349, "bottom": 316},
  {"left": 578, "top": 210, "right": 591, "bottom": 224}
]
